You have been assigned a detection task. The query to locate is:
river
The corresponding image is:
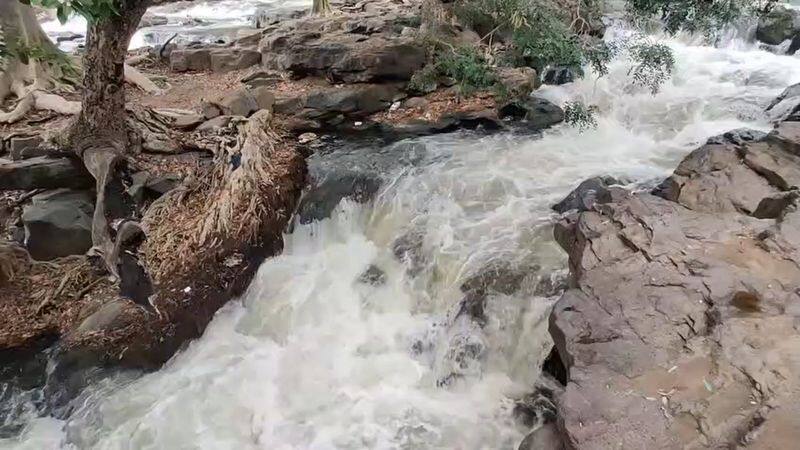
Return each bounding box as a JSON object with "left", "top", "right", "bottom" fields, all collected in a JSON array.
[{"left": 6, "top": 6, "right": 800, "bottom": 450}]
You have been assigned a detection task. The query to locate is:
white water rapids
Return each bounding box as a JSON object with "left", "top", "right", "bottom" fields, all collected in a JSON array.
[{"left": 7, "top": 15, "right": 800, "bottom": 450}]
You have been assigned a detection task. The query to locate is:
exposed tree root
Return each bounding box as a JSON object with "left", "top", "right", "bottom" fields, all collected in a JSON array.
[{"left": 124, "top": 64, "right": 163, "bottom": 95}]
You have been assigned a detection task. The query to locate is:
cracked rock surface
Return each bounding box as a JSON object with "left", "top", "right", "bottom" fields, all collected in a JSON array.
[{"left": 549, "top": 116, "right": 800, "bottom": 448}]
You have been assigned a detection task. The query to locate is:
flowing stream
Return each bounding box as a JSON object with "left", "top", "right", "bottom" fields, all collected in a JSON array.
[{"left": 6, "top": 12, "right": 800, "bottom": 450}]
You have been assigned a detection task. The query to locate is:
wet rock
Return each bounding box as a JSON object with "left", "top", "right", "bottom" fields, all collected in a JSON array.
[
  {"left": 497, "top": 97, "right": 564, "bottom": 130},
  {"left": 706, "top": 128, "right": 768, "bottom": 146},
  {"left": 296, "top": 171, "right": 382, "bottom": 224},
  {"left": 436, "top": 332, "right": 486, "bottom": 386},
  {"left": 518, "top": 424, "right": 566, "bottom": 450},
  {"left": 542, "top": 66, "right": 580, "bottom": 85},
  {"left": 0, "top": 156, "right": 93, "bottom": 191},
  {"left": 460, "top": 260, "right": 532, "bottom": 296},
  {"left": 513, "top": 380, "right": 560, "bottom": 428},
  {"left": 552, "top": 175, "right": 626, "bottom": 213},
  {"left": 534, "top": 271, "right": 569, "bottom": 297},
  {"left": 392, "top": 229, "right": 427, "bottom": 275},
  {"left": 207, "top": 87, "right": 258, "bottom": 117},
  {"left": 357, "top": 264, "right": 387, "bottom": 286},
  {"left": 756, "top": 6, "right": 800, "bottom": 45},
  {"left": 765, "top": 82, "right": 800, "bottom": 122},
  {"left": 22, "top": 190, "right": 94, "bottom": 261},
  {"left": 455, "top": 290, "right": 488, "bottom": 327}
]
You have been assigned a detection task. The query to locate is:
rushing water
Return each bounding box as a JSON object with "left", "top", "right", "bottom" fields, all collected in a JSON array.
[
  {"left": 42, "top": 0, "right": 308, "bottom": 51},
  {"left": 7, "top": 12, "right": 800, "bottom": 450}
]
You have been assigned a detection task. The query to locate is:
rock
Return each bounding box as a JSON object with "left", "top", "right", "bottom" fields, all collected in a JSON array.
[
  {"left": 170, "top": 48, "right": 211, "bottom": 72},
  {"left": 129, "top": 172, "right": 181, "bottom": 204},
  {"left": 456, "top": 290, "right": 488, "bottom": 326},
  {"left": 296, "top": 171, "right": 382, "bottom": 224},
  {"left": 403, "top": 97, "right": 429, "bottom": 109},
  {"left": 213, "top": 87, "right": 259, "bottom": 117},
  {"left": 495, "top": 67, "right": 539, "bottom": 97},
  {"left": 261, "top": 31, "right": 426, "bottom": 83},
  {"left": 756, "top": 6, "right": 800, "bottom": 45},
  {"left": 460, "top": 260, "right": 532, "bottom": 296},
  {"left": 170, "top": 113, "right": 205, "bottom": 131},
  {"left": 706, "top": 128, "right": 769, "bottom": 145},
  {"left": 203, "top": 86, "right": 274, "bottom": 119},
  {"left": 497, "top": 97, "right": 564, "bottom": 130},
  {"left": 298, "top": 132, "right": 318, "bottom": 144},
  {"left": 518, "top": 424, "right": 566, "bottom": 450},
  {"left": 139, "top": 12, "right": 168, "bottom": 28},
  {"left": 357, "top": 264, "right": 387, "bottom": 286},
  {"left": 766, "top": 82, "right": 800, "bottom": 122},
  {"left": 303, "top": 84, "right": 402, "bottom": 119},
  {"left": 241, "top": 70, "right": 284, "bottom": 88},
  {"left": 8, "top": 136, "right": 44, "bottom": 161},
  {"left": 392, "top": 229, "right": 427, "bottom": 275},
  {"left": 513, "top": 381, "right": 559, "bottom": 428},
  {"left": 552, "top": 176, "right": 626, "bottom": 213},
  {"left": 77, "top": 300, "right": 129, "bottom": 333},
  {"left": 196, "top": 115, "right": 235, "bottom": 131},
  {"left": 548, "top": 113, "right": 800, "bottom": 448},
  {"left": 0, "top": 156, "right": 93, "bottom": 191},
  {"left": 542, "top": 66, "right": 580, "bottom": 85},
  {"left": 22, "top": 190, "right": 94, "bottom": 261},
  {"left": 209, "top": 48, "right": 262, "bottom": 72}
]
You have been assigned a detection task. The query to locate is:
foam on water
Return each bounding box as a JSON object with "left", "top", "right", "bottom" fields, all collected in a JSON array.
[{"left": 5, "top": 20, "right": 800, "bottom": 450}]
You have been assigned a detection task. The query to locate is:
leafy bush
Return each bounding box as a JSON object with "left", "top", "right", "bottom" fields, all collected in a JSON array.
[
  {"left": 626, "top": 0, "right": 778, "bottom": 35},
  {"left": 627, "top": 40, "right": 675, "bottom": 94},
  {"left": 410, "top": 45, "right": 497, "bottom": 96}
]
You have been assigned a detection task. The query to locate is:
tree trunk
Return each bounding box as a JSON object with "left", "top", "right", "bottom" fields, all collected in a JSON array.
[
  {"left": 312, "top": 0, "right": 332, "bottom": 15},
  {"left": 69, "top": 1, "right": 149, "bottom": 149}
]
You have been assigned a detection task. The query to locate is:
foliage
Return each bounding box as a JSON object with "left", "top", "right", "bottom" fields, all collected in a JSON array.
[
  {"left": 564, "top": 101, "right": 598, "bottom": 130},
  {"left": 627, "top": 40, "right": 674, "bottom": 94},
  {"left": 22, "top": 0, "right": 121, "bottom": 24},
  {"left": 625, "top": 0, "right": 778, "bottom": 35},
  {"left": 410, "top": 45, "right": 497, "bottom": 96}
]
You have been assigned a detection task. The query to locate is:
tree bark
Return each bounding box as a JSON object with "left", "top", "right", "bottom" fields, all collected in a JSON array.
[{"left": 68, "top": 1, "right": 149, "bottom": 149}]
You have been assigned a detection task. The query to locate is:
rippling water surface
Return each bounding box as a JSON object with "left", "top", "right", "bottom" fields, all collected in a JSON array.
[{"left": 7, "top": 8, "right": 800, "bottom": 450}]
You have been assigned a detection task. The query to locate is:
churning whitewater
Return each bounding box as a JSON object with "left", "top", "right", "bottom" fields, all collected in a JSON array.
[{"left": 6, "top": 22, "right": 800, "bottom": 450}]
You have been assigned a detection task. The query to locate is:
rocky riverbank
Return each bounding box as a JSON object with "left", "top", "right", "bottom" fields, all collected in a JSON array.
[{"left": 538, "top": 85, "right": 800, "bottom": 449}]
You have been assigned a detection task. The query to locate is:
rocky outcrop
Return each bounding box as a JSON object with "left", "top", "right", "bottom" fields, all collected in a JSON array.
[
  {"left": 756, "top": 6, "right": 800, "bottom": 45},
  {"left": 170, "top": 45, "right": 262, "bottom": 73},
  {"left": 548, "top": 120, "right": 800, "bottom": 448},
  {"left": 259, "top": 1, "right": 425, "bottom": 82}
]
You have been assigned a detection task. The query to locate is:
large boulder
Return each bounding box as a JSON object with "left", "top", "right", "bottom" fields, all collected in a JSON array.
[
  {"left": 552, "top": 176, "right": 627, "bottom": 213},
  {"left": 498, "top": 97, "right": 565, "bottom": 130},
  {"left": 756, "top": 6, "right": 800, "bottom": 45},
  {"left": 549, "top": 115, "right": 800, "bottom": 448},
  {"left": 22, "top": 190, "right": 94, "bottom": 261},
  {"left": 0, "top": 156, "right": 93, "bottom": 191},
  {"left": 766, "top": 82, "right": 800, "bottom": 122},
  {"left": 296, "top": 171, "right": 382, "bottom": 224}
]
